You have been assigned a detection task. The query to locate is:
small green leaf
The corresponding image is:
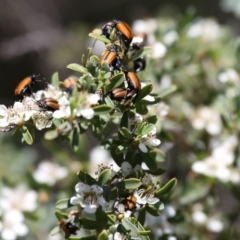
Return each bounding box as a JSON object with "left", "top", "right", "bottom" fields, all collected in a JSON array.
[
  {"left": 71, "top": 128, "right": 79, "bottom": 151},
  {"left": 20, "top": 126, "right": 33, "bottom": 145},
  {"left": 88, "top": 33, "right": 111, "bottom": 44},
  {"left": 158, "top": 85, "right": 177, "bottom": 98},
  {"left": 140, "top": 151, "right": 157, "bottom": 170},
  {"left": 141, "top": 124, "right": 155, "bottom": 136},
  {"left": 121, "top": 218, "right": 139, "bottom": 238},
  {"left": 44, "top": 130, "right": 58, "bottom": 140},
  {"left": 118, "top": 127, "right": 133, "bottom": 140},
  {"left": 97, "top": 230, "right": 108, "bottom": 240},
  {"left": 67, "top": 63, "right": 89, "bottom": 74},
  {"left": 51, "top": 72, "right": 60, "bottom": 87},
  {"left": 116, "top": 178, "right": 142, "bottom": 189},
  {"left": 97, "top": 169, "right": 112, "bottom": 186},
  {"left": 50, "top": 226, "right": 60, "bottom": 236},
  {"left": 145, "top": 115, "right": 158, "bottom": 124},
  {"left": 136, "top": 104, "right": 148, "bottom": 115},
  {"left": 93, "top": 105, "right": 112, "bottom": 115},
  {"left": 110, "top": 145, "right": 124, "bottom": 166},
  {"left": 155, "top": 178, "right": 177, "bottom": 198},
  {"left": 69, "top": 236, "right": 96, "bottom": 240},
  {"left": 77, "top": 171, "right": 97, "bottom": 185},
  {"left": 145, "top": 168, "right": 166, "bottom": 176},
  {"left": 145, "top": 204, "right": 161, "bottom": 216},
  {"left": 129, "top": 46, "right": 153, "bottom": 61},
  {"left": 81, "top": 218, "right": 102, "bottom": 229},
  {"left": 105, "top": 73, "right": 124, "bottom": 92},
  {"left": 120, "top": 111, "right": 129, "bottom": 128},
  {"left": 134, "top": 84, "right": 153, "bottom": 103},
  {"left": 55, "top": 198, "right": 72, "bottom": 209}
]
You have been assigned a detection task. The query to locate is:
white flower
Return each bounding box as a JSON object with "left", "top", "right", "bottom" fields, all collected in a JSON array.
[
  {"left": 218, "top": 68, "right": 240, "bottom": 84},
  {"left": 192, "top": 135, "right": 239, "bottom": 183},
  {"left": 32, "top": 111, "right": 53, "bottom": 130},
  {"left": 0, "top": 185, "right": 37, "bottom": 212},
  {"left": 132, "top": 19, "right": 157, "bottom": 34},
  {"left": 139, "top": 127, "right": 161, "bottom": 153},
  {"left": 206, "top": 218, "right": 224, "bottom": 232},
  {"left": 78, "top": 108, "right": 94, "bottom": 119},
  {"left": 1, "top": 209, "right": 28, "bottom": 240},
  {"left": 190, "top": 106, "right": 222, "bottom": 135},
  {"left": 0, "top": 105, "right": 9, "bottom": 127},
  {"left": 187, "top": 19, "right": 221, "bottom": 41},
  {"left": 151, "top": 42, "right": 167, "bottom": 59},
  {"left": 163, "top": 30, "right": 179, "bottom": 46},
  {"left": 70, "top": 182, "right": 105, "bottom": 213},
  {"left": 33, "top": 161, "right": 68, "bottom": 186},
  {"left": 53, "top": 95, "right": 71, "bottom": 119},
  {"left": 87, "top": 94, "right": 100, "bottom": 105}
]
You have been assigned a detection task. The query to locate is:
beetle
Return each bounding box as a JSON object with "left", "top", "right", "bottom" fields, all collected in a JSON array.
[
  {"left": 124, "top": 71, "right": 141, "bottom": 98},
  {"left": 110, "top": 87, "right": 128, "bottom": 102},
  {"left": 100, "top": 45, "right": 125, "bottom": 72},
  {"left": 58, "top": 219, "right": 79, "bottom": 237},
  {"left": 131, "top": 43, "right": 146, "bottom": 73},
  {"left": 63, "top": 77, "right": 77, "bottom": 93},
  {"left": 14, "top": 74, "right": 42, "bottom": 100},
  {"left": 102, "top": 20, "right": 134, "bottom": 50},
  {"left": 37, "top": 98, "right": 59, "bottom": 111},
  {"left": 122, "top": 195, "right": 137, "bottom": 211}
]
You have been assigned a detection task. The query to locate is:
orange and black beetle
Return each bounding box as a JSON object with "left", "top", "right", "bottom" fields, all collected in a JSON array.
[
  {"left": 102, "top": 20, "right": 134, "bottom": 50},
  {"left": 37, "top": 98, "right": 59, "bottom": 111},
  {"left": 15, "top": 74, "right": 42, "bottom": 99}
]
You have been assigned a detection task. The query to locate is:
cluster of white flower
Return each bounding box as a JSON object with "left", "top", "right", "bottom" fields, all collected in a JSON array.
[
  {"left": 0, "top": 184, "right": 38, "bottom": 240},
  {"left": 0, "top": 83, "right": 100, "bottom": 133},
  {"left": 129, "top": 113, "right": 161, "bottom": 153},
  {"left": 33, "top": 160, "right": 68, "bottom": 186},
  {"left": 191, "top": 203, "right": 224, "bottom": 233},
  {"left": 190, "top": 106, "right": 222, "bottom": 135},
  {"left": 192, "top": 135, "right": 240, "bottom": 184},
  {"left": 70, "top": 161, "right": 160, "bottom": 220},
  {"left": 0, "top": 97, "right": 53, "bottom": 131}
]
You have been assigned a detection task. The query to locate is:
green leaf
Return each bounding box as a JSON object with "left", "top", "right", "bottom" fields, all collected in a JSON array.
[
  {"left": 145, "top": 115, "right": 158, "bottom": 124},
  {"left": 149, "top": 148, "right": 166, "bottom": 163},
  {"left": 50, "top": 226, "right": 60, "bottom": 236},
  {"left": 145, "top": 168, "right": 166, "bottom": 176},
  {"left": 134, "top": 84, "right": 153, "bottom": 103},
  {"left": 93, "top": 105, "right": 112, "bottom": 115},
  {"left": 141, "top": 124, "right": 155, "bottom": 136},
  {"left": 118, "top": 127, "right": 133, "bottom": 140},
  {"left": 67, "top": 63, "right": 89, "bottom": 74},
  {"left": 97, "top": 169, "right": 112, "bottom": 186},
  {"left": 105, "top": 73, "right": 124, "bottom": 92},
  {"left": 135, "top": 104, "right": 148, "bottom": 115},
  {"left": 115, "top": 142, "right": 130, "bottom": 154},
  {"left": 81, "top": 218, "right": 102, "bottom": 229},
  {"left": 116, "top": 178, "right": 142, "bottom": 189},
  {"left": 145, "top": 204, "right": 160, "bottom": 216},
  {"left": 44, "top": 130, "right": 58, "bottom": 140},
  {"left": 110, "top": 145, "right": 124, "bottom": 166},
  {"left": 158, "top": 85, "right": 177, "bottom": 98},
  {"left": 137, "top": 208, "right": 146, "bottom": 226},
  {"left": 69, "top": 236, "right": 96, "bottom": 240},
  {"left": 55, "top": 198, "right": 72, "bottom": 209},
  {"left": 71, "top": 128, "right": 79, "bottom": 151},
  {"left": 120, "top": 111, "right": 129, "bottom": 128},
  {"left": 129, "top": 46, "right": 153, "bottom": 61},
  {"left": 121, "top": 218, "right": 139, "bottom": 238},
  {"left": 51, "top": 72, "right": 60, "bottom": 87},
  {"left": 140, "top": 151, "right": 157, "bottom": 170},
  {"left": 155, "top": 178, "right": 177, "bottom": 198},
  {"left": 77, "top": 171, "right": 97, "bottom": 185},
  {"left": 88, "top": 33, "right": 111, "bottom": 44},
  {"left": 97, "top": 230, "right": 108, "bottom": 240},
  {"left": 20, "top": 126, "right": 33, "bottom": 145}
]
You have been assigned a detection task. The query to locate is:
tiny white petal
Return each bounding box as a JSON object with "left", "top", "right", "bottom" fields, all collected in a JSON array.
[
  {"left": 139, "top": 143, "right": 148, "bottom": 153},
  {"left": 80, "top": 109, "right": 94, "bottom": 119},
  {"left": 70, "top": 196, "right": 81, "bottom": 205},
  {"left": 84, "top": 204, "right": 97, "bottom": 214}
]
